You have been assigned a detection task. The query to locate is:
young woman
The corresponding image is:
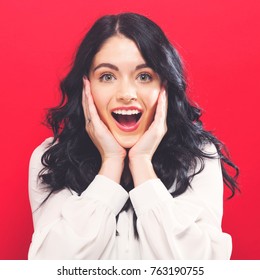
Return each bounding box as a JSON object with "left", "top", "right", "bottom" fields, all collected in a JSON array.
[{"left": 28, "top": 12, "right": 239, "bottom": 259}]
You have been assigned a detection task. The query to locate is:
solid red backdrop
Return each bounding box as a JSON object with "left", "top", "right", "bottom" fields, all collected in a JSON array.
[{"left": 0, "top": 0, "right": 259, "bottom": 259}]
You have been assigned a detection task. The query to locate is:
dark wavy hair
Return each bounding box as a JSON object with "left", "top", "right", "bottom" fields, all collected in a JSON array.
[{"left": 40, "top": 13, "right": 239, "bottom": 235}]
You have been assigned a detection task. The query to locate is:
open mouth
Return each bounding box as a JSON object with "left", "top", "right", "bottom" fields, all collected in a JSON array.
[{"left": 111, "top": 109, "right": 142, "bottom": 131}]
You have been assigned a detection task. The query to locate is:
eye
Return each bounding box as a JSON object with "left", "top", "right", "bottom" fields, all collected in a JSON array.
[
  {"left": 137, "top": 73, "right": 152, "bottom": 82},
  {"left": 99, "top": 73, "right": 116, "bottom": 82}
]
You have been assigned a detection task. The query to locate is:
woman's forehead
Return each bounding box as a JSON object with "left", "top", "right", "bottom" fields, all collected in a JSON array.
[{"left": 91, "top": 35, "right": 147, "bottom": 70}]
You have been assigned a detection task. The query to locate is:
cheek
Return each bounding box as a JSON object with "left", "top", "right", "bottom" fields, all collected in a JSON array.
[
  {"left": 141, "top": 87, "right": 160, "bottom": 111},
  {"left": 89, "top": 84, "right": 110, "bottom": 120}
]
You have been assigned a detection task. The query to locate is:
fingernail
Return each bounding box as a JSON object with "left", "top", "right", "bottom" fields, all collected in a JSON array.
[{"left": 83, "top": 75, "right": 89, "bottom": 83}]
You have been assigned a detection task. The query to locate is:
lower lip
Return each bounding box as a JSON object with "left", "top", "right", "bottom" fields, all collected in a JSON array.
[{"left": 113, "top": 116, "right": 142, "bottom": 132}]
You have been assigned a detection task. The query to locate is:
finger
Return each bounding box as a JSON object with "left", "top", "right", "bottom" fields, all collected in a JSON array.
[
  {"left": 160, "top": 89, "right": 168, "bottom": 130},
  {"left": 86, "top": 86, "right": 102, "bottom": 125},
  {"left": 82, "top": 77, "right": 91, "bottom": 123},
  {"left": 154, "top": 88, "right": 167, "bottom": 123},
  {"left": 83, "top": 77, "right": 103, "bottom": 128}
]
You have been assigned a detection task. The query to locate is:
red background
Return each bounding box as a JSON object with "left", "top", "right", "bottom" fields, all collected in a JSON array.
[{"left": 0, "top": 0, "right": 259, "bottom": 259}]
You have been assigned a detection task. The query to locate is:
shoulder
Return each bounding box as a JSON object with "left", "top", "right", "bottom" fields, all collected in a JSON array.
[
  {"left": 193, "top": 142, "right": 222, "bottom": 181},
  {"left": 191, "top": 142, "right": 222, "bottom": 185},
  {"left": 200, "top": 141, "right": 219, "bottom": 158},
  {"left": 29, "top": 137, "right": 54, "bottom": 167},
  {"left": 29, "top": 137, "right": 55, "bottom": 183}
]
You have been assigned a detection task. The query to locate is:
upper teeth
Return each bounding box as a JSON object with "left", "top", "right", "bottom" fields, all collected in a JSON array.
[{"left": 113, "top": 110, "right": 140, "bottom": 115}]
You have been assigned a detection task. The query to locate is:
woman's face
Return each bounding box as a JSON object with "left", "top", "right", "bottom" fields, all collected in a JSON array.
[{"left": 88, "top": 35, "right": 162, "bottom": 148}]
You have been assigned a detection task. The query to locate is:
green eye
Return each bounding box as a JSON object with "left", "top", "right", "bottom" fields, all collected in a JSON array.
[
  {"left": 138, "top": 73, "right": 152, "bottom": 82},
  {"left": 99, "top": 73, "right": 115, "bottom": 82}
]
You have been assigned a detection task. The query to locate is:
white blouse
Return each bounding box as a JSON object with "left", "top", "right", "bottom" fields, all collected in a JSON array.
[{"left": 28, "top": 137, "right": 232, "bottom": 259}]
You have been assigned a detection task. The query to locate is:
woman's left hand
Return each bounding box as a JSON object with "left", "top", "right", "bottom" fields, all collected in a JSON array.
[{"left": 128, "top": 88, "right": 167, "bottom": 186}]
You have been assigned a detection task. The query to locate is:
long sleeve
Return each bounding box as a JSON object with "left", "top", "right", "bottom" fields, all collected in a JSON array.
[
  {"left": 129, "top": 144, "right": 232, "bottom": 259},
  {"left": 28, "top": 138, "right": 129, "bottom": 259}
]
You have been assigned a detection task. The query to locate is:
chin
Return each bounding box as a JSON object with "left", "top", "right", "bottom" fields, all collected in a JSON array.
[
  {"left": 121, "top": 142, "right": 136, "bottom": 149},
  {"left": 114, "top": 134, "right": 140, "bottom": 149}
]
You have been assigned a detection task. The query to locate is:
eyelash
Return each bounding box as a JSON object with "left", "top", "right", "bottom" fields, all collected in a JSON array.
[
  {"left": 99, "top": 73, "right": 116, "bottom": 82},
  {"left": 98, "top": 72, "right": 153, "bottom": 83},
  {"left": 137, "top": 72, "right": 153, "bottom": 82}
]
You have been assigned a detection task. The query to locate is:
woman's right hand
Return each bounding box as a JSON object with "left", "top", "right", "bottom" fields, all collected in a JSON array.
[{"left": 82, "top": 77, "right": 126, "bottom": 183}]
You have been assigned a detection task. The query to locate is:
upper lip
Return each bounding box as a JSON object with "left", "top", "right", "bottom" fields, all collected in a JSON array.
[{"left": 111, "top": 106, "right": 143, "bottom": 113}]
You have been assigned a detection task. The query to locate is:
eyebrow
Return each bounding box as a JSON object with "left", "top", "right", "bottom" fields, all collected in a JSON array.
[
  {"left": 135, "top": 63, "right": 149, "bottom": 70},
  {"left": 93, "top": 63, "right": 119, "bottom": 72},
  {"left": 92, "top": 63, "right": 150, "bottom": 72}
]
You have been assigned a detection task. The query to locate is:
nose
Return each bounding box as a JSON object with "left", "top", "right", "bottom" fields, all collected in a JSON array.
[{"left": 116, "top": 80, "right": 137, "bottom": 102}]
